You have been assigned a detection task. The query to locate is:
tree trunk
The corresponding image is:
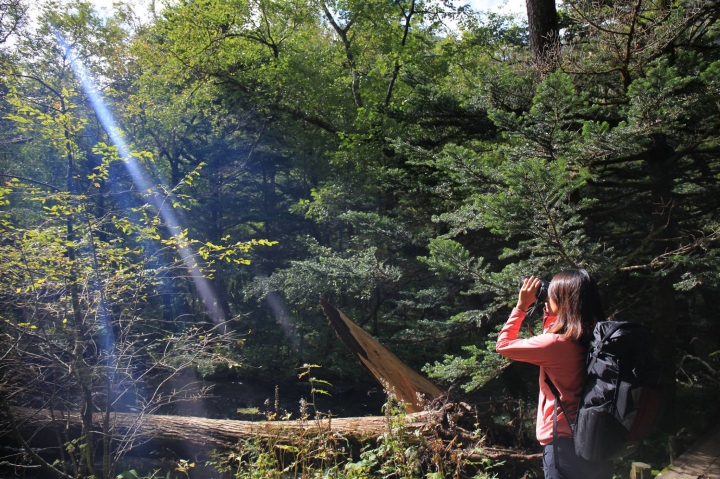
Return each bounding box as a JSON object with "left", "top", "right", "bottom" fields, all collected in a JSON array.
[
  {"left": 3, "top": 406, "right": 406, "bottom": 448},
  {"left": 525, "top": 0, "right": 559, "bottom": 70},
  {"left": 652, "top": 273, "right": 678, "bottom": 431},
  {"left": 647, "top": 133, "right": 678, "bottom": 432},
  {"left": 2, "top": 406, "right": 540, "bottom": 464}
]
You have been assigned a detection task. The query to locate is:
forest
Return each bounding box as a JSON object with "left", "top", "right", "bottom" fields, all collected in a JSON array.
[{"left": 1, "top": 0, "right": 719, "bottom": 477}]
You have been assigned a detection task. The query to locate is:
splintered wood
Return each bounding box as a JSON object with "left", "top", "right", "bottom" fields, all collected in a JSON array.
[{"left": 319, "top": 297, "right": 443, "bottom": 412}]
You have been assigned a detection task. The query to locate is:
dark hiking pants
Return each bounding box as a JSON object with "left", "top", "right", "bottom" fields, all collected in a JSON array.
[{"left": 543, "top": 437, "right": 614, "bottom": 479}]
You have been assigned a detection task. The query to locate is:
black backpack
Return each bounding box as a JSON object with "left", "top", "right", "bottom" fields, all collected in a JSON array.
[{"left": 546, "top": 321, "right": 663, "bottom": 463}]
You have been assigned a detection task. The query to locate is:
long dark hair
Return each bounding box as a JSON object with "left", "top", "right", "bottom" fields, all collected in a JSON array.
[{"left": 547, "top": 269, "right": 604, "bottom": 343}]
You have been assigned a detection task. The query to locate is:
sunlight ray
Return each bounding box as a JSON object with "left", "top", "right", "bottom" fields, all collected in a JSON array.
[{"left": 55, "top": 31, "right": 226, "bottom": 326}]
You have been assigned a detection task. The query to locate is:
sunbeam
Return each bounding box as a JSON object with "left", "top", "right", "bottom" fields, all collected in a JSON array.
[
  {"left": 55, "top": 31, "right": 225, "bottom": 325},
  {"left": 55, "top": 33, "right": 217, "bottom": 464}
]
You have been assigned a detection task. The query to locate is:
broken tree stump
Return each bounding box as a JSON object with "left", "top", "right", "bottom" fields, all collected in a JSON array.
[
  {"left": 319, "top": 297, "right": 443, "bottom": 412},
  {"left": 631, "top": 462, "right": 652, "bottom": 479}
]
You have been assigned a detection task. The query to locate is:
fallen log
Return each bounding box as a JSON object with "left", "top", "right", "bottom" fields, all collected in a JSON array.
[
  {"left": 3, "top": 404, "right": 539, "bottom": 465},
  {"left": 5, "top": 406, "right": 419, "bottom": 449}
]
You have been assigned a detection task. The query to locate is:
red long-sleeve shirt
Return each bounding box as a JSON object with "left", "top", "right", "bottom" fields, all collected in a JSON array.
[{"left": 495, "top": 308, "right": 585, "bottom": 445}]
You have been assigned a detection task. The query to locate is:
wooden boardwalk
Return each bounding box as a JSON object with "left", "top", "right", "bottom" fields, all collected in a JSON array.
[{"left": 655, "top": 426, "right": 720, "bottom": 478}]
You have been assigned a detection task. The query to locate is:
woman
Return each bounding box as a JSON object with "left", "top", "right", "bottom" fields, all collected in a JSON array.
[{"left": 495, "top": 269, "right": 613, "bottom": 479}]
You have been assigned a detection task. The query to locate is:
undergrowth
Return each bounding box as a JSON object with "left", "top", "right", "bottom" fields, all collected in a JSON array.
[
  {"left": 204, "top": 364, "right": 513, "bottom": 479},
  {"left": 114, "top": 360, "right": 720, "bottom": 479}
]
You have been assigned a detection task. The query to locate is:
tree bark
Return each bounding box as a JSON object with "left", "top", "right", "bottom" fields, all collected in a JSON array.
[
  {"left": 3, "top": 406, "right": 408, "bottom": 448},
  {"left": 647, "top": 133, "right": 679, "bottom": 432},
  {"left": 1, "top": 406, "right": 540, "bottom": 464},
  {"left": 525, "top": 0, "right": 559, "bottom": 70}
]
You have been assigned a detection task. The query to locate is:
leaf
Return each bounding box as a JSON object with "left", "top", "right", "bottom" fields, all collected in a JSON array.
[{"left": 116, "top": 470, "right": 140, "bottom": 479}]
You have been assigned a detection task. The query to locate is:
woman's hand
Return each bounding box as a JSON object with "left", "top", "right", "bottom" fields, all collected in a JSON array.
[{"left": 517, "top": 276, "right": 541, "bottom": 312}]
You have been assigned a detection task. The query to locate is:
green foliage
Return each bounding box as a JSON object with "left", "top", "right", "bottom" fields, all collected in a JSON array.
[
  {"left": 2, "top": 0, "right": 720, "bottom": 475},
  {"left": 424, "top": 342, "right": 508, "bottom": 393},
  {"left": 344, "top": 397, "right": 421, "bottom": 479},
  {"left": 0, "top": 156, "right": 247, "bottom": 478},
  {"left": 208, "top": 380, "right": 513, "bottom": 478}
]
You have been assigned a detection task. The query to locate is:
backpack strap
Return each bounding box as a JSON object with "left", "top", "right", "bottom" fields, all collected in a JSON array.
[
  {"left": 544, "top": 375, "right": 575, "bottom": 434},
  {"left": 599, "top": 322, "right": 626, "bottom": 343},
  {"left": 544, "top": 374, "right": 575, "bottom": 472},
  {"left": 587, "top": 321, "right": 626, "bottom": 372}
]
